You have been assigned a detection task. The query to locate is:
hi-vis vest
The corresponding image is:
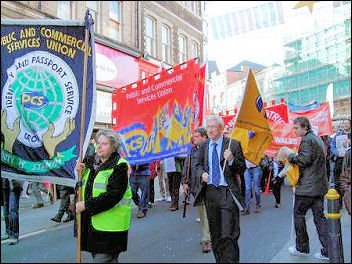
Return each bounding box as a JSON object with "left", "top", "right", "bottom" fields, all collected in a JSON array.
[{"left": 81, "top": 158, "right": 132, "bottom": 232}]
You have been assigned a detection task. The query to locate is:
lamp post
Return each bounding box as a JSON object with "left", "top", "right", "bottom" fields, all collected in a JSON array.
[{"left": 325, "top": 162, "right": 344, "bottom": 263}]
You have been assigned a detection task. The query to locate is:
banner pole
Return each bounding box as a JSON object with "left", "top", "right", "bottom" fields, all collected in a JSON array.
[{"left": 77, "top": 10, "right": 91, "bottom": 263}]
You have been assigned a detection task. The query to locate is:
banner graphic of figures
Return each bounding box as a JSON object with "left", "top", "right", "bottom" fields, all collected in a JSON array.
[
  {"left": 112, "top": 59, "right": 199, "bottom": 165},
  {"left": 1, "top": 21, "right": 96, "bottom": 186}
]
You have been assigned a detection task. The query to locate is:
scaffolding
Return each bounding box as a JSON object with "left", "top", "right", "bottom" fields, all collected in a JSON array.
[{"left": 273, "top": 2, "right": 351, "bottom": 119}]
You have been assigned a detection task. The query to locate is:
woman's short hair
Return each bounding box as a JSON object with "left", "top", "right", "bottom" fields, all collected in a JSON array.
[
  {"left": 206, "top": 115, "right": 224, "bottom": 128},
  {"left": 96, "top": 129, "right": 119, "bottom": 150}
]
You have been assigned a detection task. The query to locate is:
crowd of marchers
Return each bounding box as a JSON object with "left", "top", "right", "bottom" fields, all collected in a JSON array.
[{"left": 2, "top": 116, "right": 351, "bottom": 263}]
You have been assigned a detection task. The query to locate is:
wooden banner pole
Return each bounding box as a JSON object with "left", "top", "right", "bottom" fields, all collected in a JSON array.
[{"left": 77, "top": 10, "right": 90, "bottom": 263}]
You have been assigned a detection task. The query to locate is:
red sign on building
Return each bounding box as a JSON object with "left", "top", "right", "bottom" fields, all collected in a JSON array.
[{"left": 95, "top": 43, "right": 139, "bottom": 89}]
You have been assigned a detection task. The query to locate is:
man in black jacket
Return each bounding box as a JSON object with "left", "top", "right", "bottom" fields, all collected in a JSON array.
[
  {"left": 280, "top": 117, "right": 330, "bottom": 261},
  {"left": 182, "top": 127, "right": 211, "bottom": 253},
  {"left": 195, "top": 115, "right": 246, "bottom": 263}
]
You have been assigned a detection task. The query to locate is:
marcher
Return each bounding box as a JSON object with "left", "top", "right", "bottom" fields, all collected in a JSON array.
[
  {"left": 329, "top": 119, "right": 351, "bottom": 208},
  {"left": 51, "top": 184, "right": 74, "bottom": 223},
  {"left": 75, "top": 129, "right": 132, "bottom": 263},
  {"left": 86, "top": 136, "right": 98, "bottom": 157},
  {"left": 130, "top": 163, "right": 151, "bottom": 218},
  {"left": 271, "top": 153, "right": 285, "bottom": 208},
  {"left": 163, "top": 156, "right": 184, "bottom": 211},
  {"left": 182, "top": 127, "right": 211, "bottom": 253},
  {"left": 1, "top": 178, "right": 23, "bottom": 245},
  {"left": 242, "top": 159, "right": 263, "bottom": 214},
  {"left": 321, "top": 135, "right": 331, "bottom": 182},
  {"left": 340, "top": 147, "right": 351, "bottom": 215},
  {"left": 196, "top": 115, "right": 246, "bottom": 263},
  {"left": 158, "top": 164, "right": 171, "bottom": 202},
  {"left": 149, "top": 161, "right": 158, "bottom": 208},
  {"left": 279, "top": 117, "right": 330, "bottom": 261},
  {"left": 260, "top": 154, "right": 273, "bottom": 192},
  {"left": 30, "top": 181, "right": 45, "bottom": 209}
]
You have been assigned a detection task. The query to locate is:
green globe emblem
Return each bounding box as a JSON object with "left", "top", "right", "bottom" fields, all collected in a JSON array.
[{"left": 12, "top": 66, "right": 64, "bottom": 133}]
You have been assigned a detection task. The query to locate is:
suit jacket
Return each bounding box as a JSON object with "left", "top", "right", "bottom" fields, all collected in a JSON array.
[
  {"left": 194, "top": 136, "right": 246, "bottom": 207},
  {"left": 181, "top": 146, "right": 203, "bottom": 205}
]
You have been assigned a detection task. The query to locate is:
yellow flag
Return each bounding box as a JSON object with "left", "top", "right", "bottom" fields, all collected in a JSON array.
[{"left": 230, "top": 70, "right": 273, "bottom": 165}]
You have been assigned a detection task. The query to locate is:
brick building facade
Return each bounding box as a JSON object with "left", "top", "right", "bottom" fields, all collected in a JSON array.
[{"left": 1, "top": 1, "right": 205, "bottom": 128}]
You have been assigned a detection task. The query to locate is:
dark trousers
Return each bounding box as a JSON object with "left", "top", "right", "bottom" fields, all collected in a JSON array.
[
  {"left": 149, "top": 178, "right": 155, "bottom": 203},
  {"left": 271, "top": 177, "right": 284, "bottom": 204},
  {"left": 2, "top": 188, "right": 22, "bottom": 239},
  {"left": 57, "top": 185, "right": 74, "bottom": 217},
  {"left": 167, "top": 172, "right": 181, "bottom": 209},
  {"left": 205, "top": 185, "right": 240, "bottom": 263},
  {"left": 333, "top": 158, "right": 344, "bottom": 207},
  {"left": 130, "top": 175, "right": 150, "bottom": 214},
  {"left": 294, "top": 195, "right": 330, "bottom": 256}
]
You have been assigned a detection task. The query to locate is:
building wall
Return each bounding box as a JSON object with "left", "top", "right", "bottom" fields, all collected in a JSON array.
[
  {"left": 1, "top": 1, "right": 205, "bottom": 128},
  {"left": 141, "top": 1, "right": 203, "bottom": 65},
  {"left": 273, "top": 1, "right": 351, "bottom": 120}
]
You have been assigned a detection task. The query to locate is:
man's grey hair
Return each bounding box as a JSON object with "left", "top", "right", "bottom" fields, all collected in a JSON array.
[
  {"left": 96, "top": 129, "right": 119, "bottom": 150},
  {"left": 206, "top": 115, "right": 224, "bottom": 128}
]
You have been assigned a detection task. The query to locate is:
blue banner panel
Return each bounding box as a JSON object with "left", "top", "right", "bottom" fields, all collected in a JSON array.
[{"left": 1, "top": 19, "right": 96, "bottom": 186}]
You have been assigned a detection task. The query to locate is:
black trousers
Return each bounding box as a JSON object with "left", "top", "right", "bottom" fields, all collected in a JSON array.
[
  {"left": 271, "top": 177, "right": 284, "bottom": 204},
  {"left": 57, "top": 185, "right": 74, "bottom": 217},
  {"left": 333, "top": 157, "right": 344, "bottom": 207},
  {"left": 167, "top": 172, "right": 181, "bottom": 208},
  {"left": 149, "top": 178, "right": 155, "bottom": 203},
  {"left": 294, "top": 195, "right": 330, "bottom": 256},
  {"left": 205, "top": 185, "right": 240, "bottom": 263}
]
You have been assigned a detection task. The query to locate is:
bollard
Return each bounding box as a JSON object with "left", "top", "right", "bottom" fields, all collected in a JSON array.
[{"left": 325, "top": 188, "right": 344, "bottom": 263}]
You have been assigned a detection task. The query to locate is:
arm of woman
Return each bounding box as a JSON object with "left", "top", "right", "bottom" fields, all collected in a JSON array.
[{"left": 84, "top": 162, "right": 129, "bottom": 215}]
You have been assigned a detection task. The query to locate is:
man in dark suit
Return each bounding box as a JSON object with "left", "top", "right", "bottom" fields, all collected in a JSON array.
[{"left": 195, "top": 115, "right": 246, "bottom": 263}]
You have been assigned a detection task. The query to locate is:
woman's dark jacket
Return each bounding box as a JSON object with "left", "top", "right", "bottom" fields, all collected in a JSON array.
[{"left": 77, "top": 151, "right": 129, "bottom": 254}]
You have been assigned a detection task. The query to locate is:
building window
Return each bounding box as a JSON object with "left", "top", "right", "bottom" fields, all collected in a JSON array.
[
  {"left": 86, "top": 1, "right": 99, "bottom": 33},
  {"left": 186, "top": 1, "right": 196, "bottom": 13},
  {"left": 161, "top": 24, "right": 171, "bottom": 63},
  {"left": 145, "top": 16, "right": 156, "bottom": 57},
  {"left": 179, "top": 34, "right": 187, "bottom": 63},
  {"left": 191, "top": 41, "right": 198, "bottom": 59},
  {"left": 57, "top": 1, "right": 72, "bottom": 20},
  {"left": 109, "top": 1, "right": 121, "bottom": 41}
]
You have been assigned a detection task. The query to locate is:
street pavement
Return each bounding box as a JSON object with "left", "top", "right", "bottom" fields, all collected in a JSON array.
[{"left": 1, "top": 179, "right": 351, "bottom": 263}]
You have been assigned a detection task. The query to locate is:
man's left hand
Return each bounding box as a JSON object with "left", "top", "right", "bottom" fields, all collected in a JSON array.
[{"left": 224, "top": 149, "right": 234, "bottom": 161}]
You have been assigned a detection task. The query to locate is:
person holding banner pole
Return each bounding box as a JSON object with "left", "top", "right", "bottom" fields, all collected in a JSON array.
[
  {"left": 196, "top": 115, "right": 246, "bottom": 263},
  {"left": 75, "top": 129, "right": 132, "bottom": 263}
]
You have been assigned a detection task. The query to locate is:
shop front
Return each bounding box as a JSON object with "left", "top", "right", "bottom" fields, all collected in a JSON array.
[{"left": 94, "top": 42, "right": 159, "bottom": 129}]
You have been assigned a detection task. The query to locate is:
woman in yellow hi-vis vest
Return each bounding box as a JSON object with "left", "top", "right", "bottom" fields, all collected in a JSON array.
[{"left": 75, "top": 129, "right": 132, "bottom": 263}]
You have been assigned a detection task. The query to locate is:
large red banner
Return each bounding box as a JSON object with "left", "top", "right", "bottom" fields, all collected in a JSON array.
[
  {"left": 112, "top": 59, "right": 199, "bottom": 164},
  {"left": 288, "top": 102, "right": 333, "bottom": 137},
  {"left": 265, "top": 103, "right": 289, "bottom": 125},
  {"left": 220, "top": 102, "right": 333, "bottom": 157},
  {"left": 195, "top": 64, "right": 206, "bottom": 128}
]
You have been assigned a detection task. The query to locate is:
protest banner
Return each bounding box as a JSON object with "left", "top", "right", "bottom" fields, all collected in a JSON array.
[
  {"left": 230, "top": 70, "right": 273, "bottom": 165},
  {"left": 112, "top": 58, "right": 199, "bottom": 165},
  {"left": 195, "top": 63, "right": 206, "bottom": 128},
  {"left": 288, "top": 102, "right": 333, "bottom": 136},
  {"left": 265, "top": 102, "right": 289, "bottom": 125},
  {"left": 1, "top": 18, "right": 96, "bottom": 187}
]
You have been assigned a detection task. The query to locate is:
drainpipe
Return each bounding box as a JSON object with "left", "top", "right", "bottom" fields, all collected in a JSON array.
[{"left": 136, "top": 1, "right": 142, "bottom": 51}]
